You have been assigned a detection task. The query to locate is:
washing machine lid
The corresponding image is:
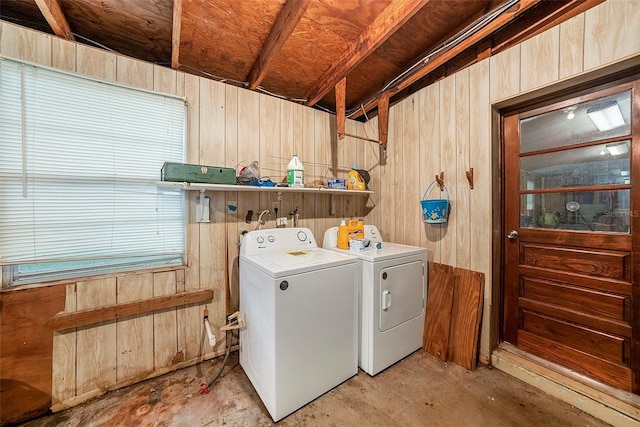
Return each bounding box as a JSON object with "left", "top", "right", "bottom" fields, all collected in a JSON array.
[{"left": 241, "top": 248, "right": 356, "bottom": 278}]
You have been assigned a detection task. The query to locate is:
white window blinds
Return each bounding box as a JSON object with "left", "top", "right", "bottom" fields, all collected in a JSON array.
[{"left": 0, "top": 59, "right": 186, "bottom": 271}]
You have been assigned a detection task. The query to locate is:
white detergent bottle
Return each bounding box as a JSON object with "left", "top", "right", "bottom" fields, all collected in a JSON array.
[{"left": 287, "top": 154, "right": 304, "bottom": 187}]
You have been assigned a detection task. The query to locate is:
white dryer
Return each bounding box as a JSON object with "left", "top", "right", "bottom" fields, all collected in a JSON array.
[
  {"left": 240, "top": 227, "right": 358, "bottom": 422},
  {"left": 323, "top": 225, "right": 427, "bottom": 376}
]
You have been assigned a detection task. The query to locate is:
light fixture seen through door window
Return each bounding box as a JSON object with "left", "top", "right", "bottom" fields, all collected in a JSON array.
[
  {"left": 586, "top": 100, "right": 625, "bottom": 131},
  {"left": 605, "top": 141, "right": 629, "bottom": 156}
]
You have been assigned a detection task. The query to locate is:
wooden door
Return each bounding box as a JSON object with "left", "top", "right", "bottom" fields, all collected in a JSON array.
[{"left": 503, "top": 80, "right": 639, "bottom": 392}]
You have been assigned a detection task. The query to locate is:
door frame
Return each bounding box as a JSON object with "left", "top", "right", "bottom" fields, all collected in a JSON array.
[{"left": 491, "top": 60, "right": 640, "bottom": 392}]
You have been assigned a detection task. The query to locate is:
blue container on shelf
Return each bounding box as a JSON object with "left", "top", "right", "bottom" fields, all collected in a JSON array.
[{"left": 328, "top": 179, "right": 346, "bottom": 190}]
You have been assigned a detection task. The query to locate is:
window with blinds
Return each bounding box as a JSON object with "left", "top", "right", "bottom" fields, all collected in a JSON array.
[{"left": 0, "top": 58, "right": 186, "bottom": 286}]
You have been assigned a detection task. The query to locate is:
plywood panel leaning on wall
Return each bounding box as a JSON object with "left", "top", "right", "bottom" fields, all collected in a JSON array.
[
  {"left": 422, "top": 264, "right": 484, "bottom": 370},
  {"left": 0, "top": 286, "right": 66, "bottom": 425},
  {"left": 448, "top": 268, "right": 485, "bottom": 370},
  {"left": 423, "top": 268, "right": 456, "bottom": 361}
]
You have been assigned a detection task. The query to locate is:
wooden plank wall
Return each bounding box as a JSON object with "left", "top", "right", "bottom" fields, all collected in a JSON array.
[
  {"left": 0, "top": 20, "right": 369, "bottom": 418},
  {"left": 1, "top": 0, "right": 639, "bottom": 419},
  {"left": 360, "top": 0, "right": 640, "bottom": 365}
]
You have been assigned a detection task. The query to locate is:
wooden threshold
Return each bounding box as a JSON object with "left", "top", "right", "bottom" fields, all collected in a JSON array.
[
  {"left": 492, "top": 343, "right": 640, "bottom": 424},
  {"left": 49, "top": 289, "right": 213, "bottom": 331}
]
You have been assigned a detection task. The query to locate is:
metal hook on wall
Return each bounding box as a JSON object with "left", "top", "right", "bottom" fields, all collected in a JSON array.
[
  {"left": 466, "top": 168, "right": 474, "bottom": 189},
  {"left": 435, "top": 172, "right": 445, "bottom": 191}
]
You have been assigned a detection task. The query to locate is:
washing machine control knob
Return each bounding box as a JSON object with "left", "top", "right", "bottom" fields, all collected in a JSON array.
[
  {"left": 297, "top": 231, "right": 308, "bottom": 241},
  {"left": 268, "top": 235, "right": 275, "bottom": 243},
  {"left": 256, "top": 236, "right": 264, "bottom": 244}
]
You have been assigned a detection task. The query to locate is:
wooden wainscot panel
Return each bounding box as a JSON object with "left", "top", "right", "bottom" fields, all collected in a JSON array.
[
  {"left": 521, "top": 277, "right": 630, "bottom": 322},
  {"left": 521, "top": 243, "right": 630, "bottom": 280},
  {"left": 75, "top": 278, "right": 117, "bottom": 396},
  {"left": 116, "top": 273, "right": 154, "bottom": 382},
  {"left": 153, "top": 271, "right": 179, "bottom": 369},
  {"left": 521, "top": 310, "right": 627, "bottom": 363}
]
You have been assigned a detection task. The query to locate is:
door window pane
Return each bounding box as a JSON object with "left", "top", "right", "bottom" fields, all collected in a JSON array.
[
  {"left": 519, "top": 190, "right": 630, "bottom": 233},
  {"left": 521, "top": 141, "right": 630, "bottom": 189},
  {"left": 520, "top": 91, "right": 631, "bottom": 153}
]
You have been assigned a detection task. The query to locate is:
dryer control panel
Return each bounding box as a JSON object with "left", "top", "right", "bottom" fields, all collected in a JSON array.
[{"left": 363, "top": 225, "right": 384, "bottom": 243}]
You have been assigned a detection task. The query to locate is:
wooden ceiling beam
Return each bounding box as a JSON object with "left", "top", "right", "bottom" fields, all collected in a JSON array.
[
  {"left": 349, "top": 0, "right": 542, "bottom": 120},
  {"left": 34, "top": 0, "right": 75, "bottom": 41},
  {"left": 491, "top": 0, "right": 603, "bottom": 54},
  {"left": 391, "top": 0, "right": 540, "bottom": 94},
  {"left": 304, "top": 0, "right": 429, "bottom": 107},
  {"left": 247, "top": 0, "right": 311, "bottom": 90},
  {"left": 171, "top": 0, "right": 183, "bottom": 69}
]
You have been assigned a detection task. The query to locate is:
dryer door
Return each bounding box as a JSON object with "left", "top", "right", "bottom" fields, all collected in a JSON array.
[{"left": 379, "top": 260, "right": 424, "bottom": 332}]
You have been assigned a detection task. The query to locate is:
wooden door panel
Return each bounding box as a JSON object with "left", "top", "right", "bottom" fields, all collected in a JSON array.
[
  {"left": 519, "top": 298, "right": 632, "bottom": 338},
  {"left": 503, "top": 81, "right": 638, "bottom": 392},
  {"left": 518, "top": 329, "right": 633, "bottom": 391},
  {"left": 522, "top": 277, "right": 630, "bottom": 322},
  {"left": 520, "top": 265, "right": 632, "bottom": 294},
  {"left": 518, "top": 228, "right": 632, "bottom": 250},
  {"left": 521, "top": 244, "right": 630, "bottom": 280},
  {"left": 521, "top": 310, "right": 628, "bottom": 362}
]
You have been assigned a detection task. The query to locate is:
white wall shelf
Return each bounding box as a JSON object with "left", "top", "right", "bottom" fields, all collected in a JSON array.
[{"left": 157, "top": 181, "right": 373, "bottom": 196}]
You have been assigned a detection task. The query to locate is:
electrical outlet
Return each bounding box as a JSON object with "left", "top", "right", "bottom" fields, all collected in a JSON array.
[{"left": 271, "top": 201, "right": 279, "bottom": 211}]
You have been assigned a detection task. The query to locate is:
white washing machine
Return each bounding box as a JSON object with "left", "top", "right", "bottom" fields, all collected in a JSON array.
[
  {"left": 239, "top": 227, "right": 358, "bottom": 422},
  {"left": 323, "top": 225, "right": 427, "bottom": 376}
]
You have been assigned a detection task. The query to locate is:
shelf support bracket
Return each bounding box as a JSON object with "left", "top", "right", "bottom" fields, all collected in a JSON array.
[{"left": 330, "top": 194, "right": 337, "bottom": 216}]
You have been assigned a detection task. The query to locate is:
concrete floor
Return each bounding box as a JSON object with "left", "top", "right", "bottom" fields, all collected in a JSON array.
[{"left": 22, "top": 350, "right": 609, "bottom": 427}]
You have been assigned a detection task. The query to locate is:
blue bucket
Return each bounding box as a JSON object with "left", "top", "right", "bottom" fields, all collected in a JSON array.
[{"left": 421, "top": 180, "right": 450, "bottom": 224}]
